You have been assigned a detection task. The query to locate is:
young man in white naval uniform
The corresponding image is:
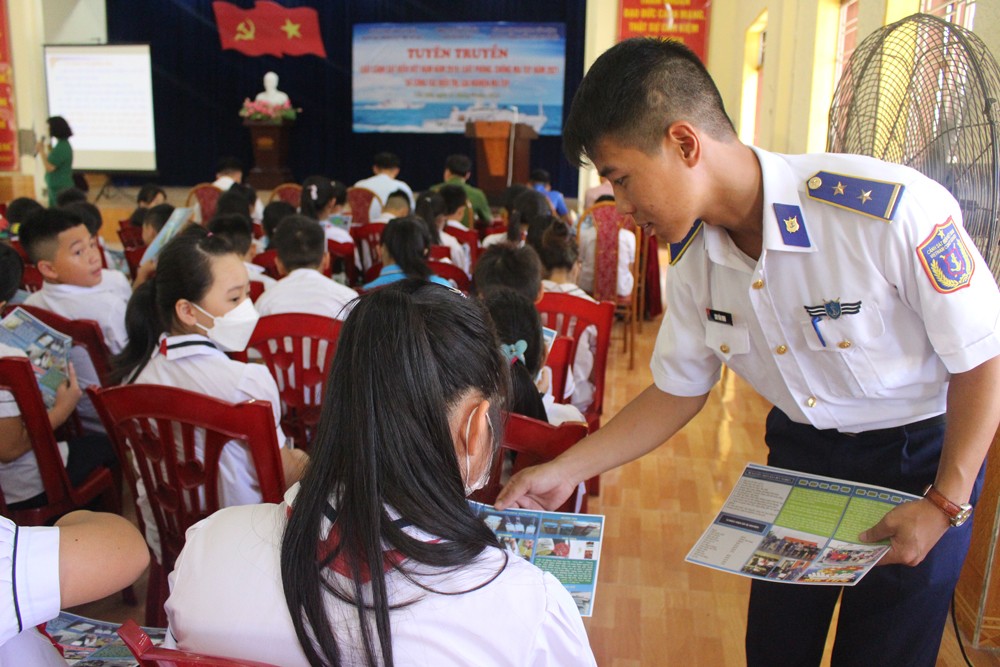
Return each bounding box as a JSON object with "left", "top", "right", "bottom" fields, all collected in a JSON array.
[{"left": 496, "top": 38, "right": 1000, "bottom": 666}]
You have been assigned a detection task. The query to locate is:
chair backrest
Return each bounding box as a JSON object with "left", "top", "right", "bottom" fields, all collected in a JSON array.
[
  {"left": 243, "top": 313, "right": 343, "bottom": 449},
  {"left": 248, "top": 280, "right": 266, "bottom": 303},
  {"left": 351, "top": 222, "right": 386, "bottom": 271},
  {"left": 185, "top": 183, "right": 223, "bottom": 222},
  {"left": 117, "top": 619, "right": 281, "bottom": 667},
  {"left": 545, "top": 335, "right": 574, "bottom": 406},
  {"left": 582, "top": 202, "right": 628, "bottom": 302},
  {"left": 428, "top": 245, "right": 451, "bottom": 261},
  {"left": 7, "top": 304, "right": 115, "bottom": 386},
  {"left": 251, "top": 249, "right": 281, "bottom": 281},
  {"left": 471, "top": 413, "right": 588, "bottom": 514},
  {"left": 268, "top": 182, "right": 302, "bottom": 206},
  {"left": 10, "top": 239, "right": 29, "bottom": 262},
  {"left": 428, "top": 260, "right": 471, "bottom": 292},
  {"left": 20, "top": 264, "right": 43, "bottom": 292},
  {"left": 124, "top": 246, "right": 149, "bottom": 281},
  {"left": 118, "top": 225, "right": 145, "bottom": 250},
  {"left": 326, "top": 240, "right": 359, "bottom": 287},
  {"left": 346, "top": 187, "right": 382, "bottom": 226},
  {"left": 446, "top": 225, "right": 481, "bottom": 269},
  {"left": 88, "top": 384, "right": 284, "bottom": 569},
  {"left": 536, "top": 293, "right": 615, "bottom": 421},
  {"left": 0, "top": 357, "right": 117, "bottom": 525}
]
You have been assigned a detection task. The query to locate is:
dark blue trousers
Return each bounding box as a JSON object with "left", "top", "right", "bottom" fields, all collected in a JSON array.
[{"left": 745, "top": 408, "right": 984, "bottom": 667}]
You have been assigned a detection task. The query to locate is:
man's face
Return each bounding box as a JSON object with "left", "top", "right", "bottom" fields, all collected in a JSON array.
[
  {"left": 42, "top": 224, "right": 102, "bottom": 287},
  {"left": 592, "top": 134, "right": 700, "bottom": 243}
]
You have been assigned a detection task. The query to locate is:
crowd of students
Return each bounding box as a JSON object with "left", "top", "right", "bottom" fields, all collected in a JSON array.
[{"left": 0, "top": 147, "right": 626, "bottom": 665}]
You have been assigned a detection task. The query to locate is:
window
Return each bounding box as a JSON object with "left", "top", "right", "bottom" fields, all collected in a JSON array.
[
  {"left": 921, "top": 0, "right": 976, "bottom": 29},
  {"left": 834, "top": 0, "right": 860, "bottom": 87}
]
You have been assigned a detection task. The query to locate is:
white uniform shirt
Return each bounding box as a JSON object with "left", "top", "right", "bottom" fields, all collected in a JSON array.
[
  {"left": 353, "top": 173, "right": 415, "bottom": 219},
  {"left": 439, "top": 230, "right": 470, "bottom": 274},
  {"left": 24, "top": 268, "right": 130, "bottom": 433},
  {"left": 0, "top": 516, "right": 65, "bottom": 666},
  {"left": 165, "top": 485, "right": 596, "bottom": 667},
  {"left": 130, "top": 333, "right": 287, "bottom": 560},
  {"left": 577, "top": 227, "right": 635, "bottom": 298},
  {"left": 0, "top": 344, "right": 70, "bottom": 504},
  {"left": 254, "top": 268, "right": 359, "bottom": 320},
  {"left": 244, "top": 262, "right": 277, "bottom": 291},
  {"left": 652, "top": 147, "right": 1000, "bottom": 432},
  {"left": 542, "top": 281, "right": 597, "bottom": 411}
]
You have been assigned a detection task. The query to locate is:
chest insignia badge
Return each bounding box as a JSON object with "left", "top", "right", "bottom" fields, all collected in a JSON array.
[{"left": 803, "top": 299, "right": 861, "bottom": 346}]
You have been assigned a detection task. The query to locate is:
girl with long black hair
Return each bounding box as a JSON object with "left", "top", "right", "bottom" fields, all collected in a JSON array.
[{"left": 164, "top": 280, "right": 595, "bottom": 666}]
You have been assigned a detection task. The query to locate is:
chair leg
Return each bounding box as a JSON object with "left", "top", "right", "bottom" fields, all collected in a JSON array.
[{"left": 145, "top": 558, "right": 169, "bottom": 628}]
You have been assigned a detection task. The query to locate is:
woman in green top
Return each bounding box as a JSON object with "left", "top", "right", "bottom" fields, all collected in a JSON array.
[{"left": 36, "top": 116, "right": 74, "bottom": 206}]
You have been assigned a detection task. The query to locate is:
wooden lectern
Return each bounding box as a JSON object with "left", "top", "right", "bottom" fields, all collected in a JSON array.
[
  {"left": 244, "top": 120, "right": 294, "bottom": 190},
  {"left": 465, "top": 121, "right": 538, "bottom": 202}
]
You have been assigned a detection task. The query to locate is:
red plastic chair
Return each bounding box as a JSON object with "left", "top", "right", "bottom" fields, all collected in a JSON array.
[
  {"left": 87, "top": 384, "right": 285, "bottom": 626},
  {"left": 0, "top": 358, "right": 120, "bottom": 525},
  {"left": 248, "top": 280, "right": 266, "bottom": 303},
  {"left": 4, "top": 305, "right": 115, "bottom": 386},
  {"left": 124, "top": 246, "right": 149, "bottom": 281},
  {"left": 326, "top": 240, "right": 359, "bottom": 287},
  {"left": 346, "top": 187, "right": 382, "bottom": 226},
  {"left": 251, "top": 249, "right": 281, "bottom": 281},
  {"left": 545, "top": 335, "right": 575, "bottom": 408},
  {"left": 428, "top": 245, "right": 451, "bottom": 261},
  {"left": 118, "top": 225, "right": 145, "bottom": 250},
  {"left": 471, "top": 413, "right": 589, "bottom": 514},
  {"left": 185, "top": 183, "right": 223, "bottom": 223},
  {"left": 9, "top": 239, "right": 29, "bottom": 262},
  {"left": 428, "top": 260, "right": 471, "bottom": 293},
  {"left": 446, "top": 225, "right": 482, "bottom": 270},
  {"left": 117, "top": 619, "right": 281, "bottom": 667},
  {"left": 268, "top": 182, "right": 302, "bottom": 206},
  {"left": 238, "top": 314, "right": 343, "bottom": 450},
  {"left": 584, "top": 202, "right": 639, "bottom": 368},
  {"left": 19, "top": 264, "right": 43, "bottom": 292},
  {"left": 351, "top": 222, "right": 386, "bottom": 272}
]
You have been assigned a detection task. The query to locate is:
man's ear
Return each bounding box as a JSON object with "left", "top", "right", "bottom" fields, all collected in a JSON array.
[
  {"left": 36, "top": 259, "right": 59, "bottom": 282},
  {"left": 666, "top": 120, "right": 701, "bottom": 165}
]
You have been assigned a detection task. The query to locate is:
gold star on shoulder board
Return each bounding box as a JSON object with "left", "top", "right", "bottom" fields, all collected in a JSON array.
[
  {"left": 281, "top": 19, "right": 302, "bottom": 39},
  {"left": 833, "top": 182, "right": 845, "bottom": 195},
  {"left": 857, "top": 189, "right": 872, "bottom": 204}
]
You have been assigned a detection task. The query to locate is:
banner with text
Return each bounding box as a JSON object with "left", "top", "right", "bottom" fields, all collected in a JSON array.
[
  {"left": 618, "top": 0, "right": 711, "bottom": 63},
  {"left": 0, "top": 0, "right": 18, "bottom": 171},
  {"left": 353, "top": 22, "right": 566, "bottom": 136}
]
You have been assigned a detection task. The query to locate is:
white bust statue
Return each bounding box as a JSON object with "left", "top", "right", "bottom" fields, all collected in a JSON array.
[{"left": 255, "top": 72, "right": 290, "bottom": 106}]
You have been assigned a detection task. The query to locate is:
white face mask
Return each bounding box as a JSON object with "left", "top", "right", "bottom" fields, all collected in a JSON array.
[
  {"left": 463, "top": 410, "right": 494, "bottom": 496},
  {"left": 192, "top": 298, "right": 259, "bottom": 352}
]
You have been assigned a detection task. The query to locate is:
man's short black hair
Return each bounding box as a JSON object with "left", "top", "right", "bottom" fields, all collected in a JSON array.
[
  {"left": 563, "top": 38, "right": 736, "bottom": 166},
  {"left": 262, "top": 201, "right": 296, "bottom": 242},
  {"left": 529, "top": 168, "right": 551, "bottom": 184},
  {"left": 445, "top": 154, "right": 472, "bottom": 177},
  {"left": 272, "top": 214, "right": 325, "bottom": 271},
  {"left": 55, "top": 188, "right": 88, "bottom": 207},
  {"left": 137, "top": 183, "right": 166, "bottom": 205},
  {"left": 18, "top": 208, "right": 87, "bottom": 264},
  {"left": 207, "top": 213, "right": 253, "bottom": 256},
  {"left": 216, "top": 156, "right": 244, "bottom": 176},
  {"left": 473, "top": 243, "right": 542, "bottom": 302},
  {"left": 438, "top": 184, "right": 467, "bottom": 216},
  {"left": 373, "top": 152, "right": 401, "bottom": 170},
  {"left": 216, "top": 189, "right": 251, "bottom": 217},
  {"left": 144, "top": 203, "right": 176, "bottom": 234},
  {"left": 6, "top": 197, "right": 44, "bottom": 225},
  {"left": 61, "top": 201, "right": 103, "bottom": 236},
  {"left": 0, "top": 243, "right": 24, "bottom": 303}
]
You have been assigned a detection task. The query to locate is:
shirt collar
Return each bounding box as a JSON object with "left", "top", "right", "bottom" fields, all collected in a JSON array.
[
  {"left": 244, "top": 262, "right": 265, "bottom": 275},
  {"left": 155, "top": 333, "right": 226, "bottom": 361},
  {"left": 750, "top": 146, "right": 817, "bottom": 255},
  {"left": 40, "top": 280, "right": 99, "bottom": 295}
]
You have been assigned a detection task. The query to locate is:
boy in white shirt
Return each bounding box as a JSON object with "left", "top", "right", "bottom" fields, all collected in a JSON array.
[
  {"left": 20, "top": 208, "right": 131, "bottom": 433},
  {"left": 370, "top": 190, "right": 411, "bottom": 223},
  {"left": 208, "top": 213, "right": 276, "bottom": 291},
  {"left": 437, "top": 184, "right": 473, "bottom": 273},
  {"left": 254, "top": 215, "right": 359, "bottom": 320},
  {"left": 353, "top": 152, "right": 415, "bottom": 219}
]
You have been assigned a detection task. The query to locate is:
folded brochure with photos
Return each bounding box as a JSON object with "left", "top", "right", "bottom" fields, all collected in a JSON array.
[
  {"left": 471, "top": 501, "right": 604, "bottom": 616},
  {"left": 0, "top": 306, "right": 72, "bottom": 408},
  {"left": 686, "top": 463, "right": 919, "bottom": 585}
]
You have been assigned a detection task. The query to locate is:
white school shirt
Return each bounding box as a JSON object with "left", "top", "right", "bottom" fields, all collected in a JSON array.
[
  {"left": 0, "top": 516, "right": 65, "bottom": 666},
  {"left": 0, "top": 344, "right": 70, "bottom": 504},
  {"left": 577, "top": 227, "right": 635, "bottom": 298},
  {"left": 541, "top": 280, "right": 597, "bottom": 411},
  {"left": 254, "top": 268, "right": 359, "bottom": 320},
  {"left": 165, "top": 485, "right": 596, "bottom": 667},
  {"left": 24, "top": 269, "right": 130, "bottom": 433},
  {"left": 130, "top": 333, "right": 288, "bottom": 561},
  {"left": 244, "top": 262, "right": 277, "bottom": 291},
  {"left": 353, "top": 173, "right": 415, "bottom": 219},
  {"left": 653, "top": 147, "right": 1000, "bottom": 432},
  {"left": 439, "top": 230, "right": 470, "bottom": 274}
]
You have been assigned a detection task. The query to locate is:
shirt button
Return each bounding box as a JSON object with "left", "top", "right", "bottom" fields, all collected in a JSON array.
[
  {"left": 720, "top": 344, "right": 730, "bottom": 354},
  {"left": 805, "top": 396, "right": 817, "bottom": 408},
  {"left": 775, "top": 345, "right": 787, "bottom": 355},
  {"left": 752, "top": 279, "right": 765, "bottom": 289},
  {"left": 838, "top": 340, "right": 852, "bottom": 349}
]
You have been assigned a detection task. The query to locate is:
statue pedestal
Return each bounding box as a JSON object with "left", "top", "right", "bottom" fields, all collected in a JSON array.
[{"left": 243, "top": 120, "right": 293, "bottom": 190}]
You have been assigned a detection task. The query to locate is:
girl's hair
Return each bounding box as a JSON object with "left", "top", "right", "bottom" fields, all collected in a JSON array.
[
  {"left": 381, "top": 216, "right": 433, "bottom": 280},
  {"left": 281, "top": 280, "right": 509, "bottom": 667},
  {"left": 111, "top": 226, "right": 237, "bottom": 384},
  {"left": 507, "top": 189, "right": 551, "bottom": 242},
  {"left": 0, "top": 244, "right": 24, "bottom": 304},
  {"left": 483, "top": 288, "right": 547, "bottom": 422},
  {"left": 47, "top": 116, "right": 73, "bottom": 140},
  {"left": 300, "top": 176, "right": 336, "bottom": 219},
  {"left": 413, "top": 190, "right": 446, "bottom": 245},
  {"left": 535, "top": 217, "right": 578, "bottom": 274}
]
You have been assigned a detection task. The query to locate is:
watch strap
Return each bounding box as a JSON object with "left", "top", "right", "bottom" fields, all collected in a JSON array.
[{"left": 923, "top": 484, "right": 971, "bottom": 526}]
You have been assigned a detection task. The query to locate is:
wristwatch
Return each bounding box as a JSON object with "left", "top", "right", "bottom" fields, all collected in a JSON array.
[{"left": 923, "top": 484, "right": 973, "bottom": 527}]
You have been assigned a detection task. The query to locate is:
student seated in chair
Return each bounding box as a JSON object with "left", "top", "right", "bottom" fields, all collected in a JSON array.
[
  {"left": 164, "top": 280, "right": 596, "bottom": 667},
  {"left": 208, "top": 213, "right": 276, "bottom": 293}
]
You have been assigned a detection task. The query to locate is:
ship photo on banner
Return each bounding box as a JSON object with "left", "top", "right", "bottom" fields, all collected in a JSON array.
[{"left": 352, "top": 22, "right": 566, "bottom": 136}]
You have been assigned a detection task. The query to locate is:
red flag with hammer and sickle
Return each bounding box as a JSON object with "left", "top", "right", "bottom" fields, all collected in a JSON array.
[{"left": 213, "top": 1, "right": 327, "bottom": 58}]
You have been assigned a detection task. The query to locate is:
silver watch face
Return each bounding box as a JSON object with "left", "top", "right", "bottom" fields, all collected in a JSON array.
[{"left": 952, "top": 505, "right": 973, "bottom": 527}]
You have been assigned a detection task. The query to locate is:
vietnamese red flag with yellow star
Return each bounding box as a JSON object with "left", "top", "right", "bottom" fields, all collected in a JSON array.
[{"left": 213, "top": 1, "right": 327, "bottom": 58}]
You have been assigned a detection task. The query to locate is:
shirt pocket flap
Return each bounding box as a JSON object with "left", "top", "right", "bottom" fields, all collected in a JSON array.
[{"left": 705, "top": 321, "right": 751, "bottom": 360}]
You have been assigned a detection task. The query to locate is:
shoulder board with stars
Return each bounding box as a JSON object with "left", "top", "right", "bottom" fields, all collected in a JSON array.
[
  {"left": 668, "top": 219, "right": 704, "bottom": 265},
  {"left": 805, "top": 171, "right": 905, "bottom": 223}
]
